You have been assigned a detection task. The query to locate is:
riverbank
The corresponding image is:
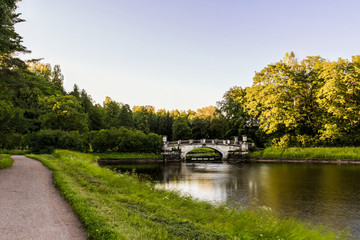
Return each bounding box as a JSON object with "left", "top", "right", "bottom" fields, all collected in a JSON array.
[
  {"left": 249, "top": 147, "right": 360, "bottom": 163},
  {"left": 0, "top": 154, "right": 14, "bottom": 169},
  {"left": 27, "top": 150, "right": 345, "bottom": 239},
  {"left": 93, "top": 152, "right": 164, "bottom": 165}
]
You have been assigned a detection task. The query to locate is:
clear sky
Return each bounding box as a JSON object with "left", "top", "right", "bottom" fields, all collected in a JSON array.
[{"left": 15, "top": 0, "right": 360, "bottom": 111}]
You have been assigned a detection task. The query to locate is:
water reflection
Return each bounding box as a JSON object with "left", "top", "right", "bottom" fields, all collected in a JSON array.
[{"left": 106, "top": 162, "right": 360, "bottom": 238}]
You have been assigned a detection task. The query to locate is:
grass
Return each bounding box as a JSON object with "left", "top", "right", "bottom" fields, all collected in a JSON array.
[
  {"left": 250, "top": 147, "right": 360, "bottom": 160},
  {"left": 0, "top": 154, "right": 14, "bottom": 169},
  {"left": 188, "top": 148, "right": 217, "bottom": 153},
  {"left": 27, "top": 150, "right": 346, "bottom": 239},
  {"left": 93, "top": 152, "right": 162, "bottom": 159},
  {"left": 186, "top": 147, "right": 221, "bottom": 159},
  {"left": 0, "top": 149, "right": 30, "bottom": 155}
]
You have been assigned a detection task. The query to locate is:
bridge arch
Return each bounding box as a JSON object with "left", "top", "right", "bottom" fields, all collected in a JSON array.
[{"left": 180, "top": 145, "right": 228, "bottom": 160}]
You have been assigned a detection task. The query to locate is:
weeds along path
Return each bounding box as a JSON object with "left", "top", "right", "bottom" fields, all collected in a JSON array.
[{"left": 0, "top": 156, "right": 86, "bottom": 240}]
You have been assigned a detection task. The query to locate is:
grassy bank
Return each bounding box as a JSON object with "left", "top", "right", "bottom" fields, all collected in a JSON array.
[
  {"left": 93, "top": 152, "right": 162, "bottom": 159},
  {"left": 0, "top": 154, "right": 14, "bottom": 169},
  {"left": 186, "top": 147, "right": 221, "bottom": 160},
  {"left": 27, "top": 150, "right": 344, "bottom": 239},
  {"left": 250, "top": 147, "right": 360, "bottom": 160}
]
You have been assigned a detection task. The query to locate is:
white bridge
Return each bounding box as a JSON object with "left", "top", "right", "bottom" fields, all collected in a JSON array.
[{"left": 162, "top": 136, "right": 250, "bottom": 160}]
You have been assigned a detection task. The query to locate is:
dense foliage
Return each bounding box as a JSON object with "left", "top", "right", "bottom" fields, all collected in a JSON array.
[{"left": 246, "top": 52, "right": 360, "bottom": 147}]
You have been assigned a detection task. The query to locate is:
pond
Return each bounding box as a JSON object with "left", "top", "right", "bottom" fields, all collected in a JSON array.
[{"left": 105, "top": 162, "right": 360, "bottom": 238}]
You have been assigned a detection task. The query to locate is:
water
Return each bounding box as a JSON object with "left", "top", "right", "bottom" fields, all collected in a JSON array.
[{"left": 106, "top": 162, "right": 360, "bottom": 238}]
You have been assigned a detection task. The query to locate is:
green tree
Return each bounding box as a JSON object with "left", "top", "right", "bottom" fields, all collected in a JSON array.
[
  {"left": 190, "top": 117, "right": 209, "bottom": 139},
  {"left": 246, "top": 52, "right": 325, "bottom": 146},
  {"left": 104, "top": 100, "right": 121, "bottom": 129},
  {"left": 0, "top": 0, "right": 28, "bottom": 55},
  {"left": 119, "top": 104, "right": 133, "bottom": 128},
  {"left": 38, "top": 95, "right": 89, "bottom": 132},
  {"left": 88, "top": 104, "right": 105, "bottom": 130},
  {"left": 172, "top": 117, "right": 192, "bottom": 140},
  {"left": 156, "top": 109, "right": 173, "bottom": 139},
  {"left": 133, "top": 105, "right": 155, "bottom": 134},
  {"left": 317, "top": 56, "right": 360, "bottom": 144}
]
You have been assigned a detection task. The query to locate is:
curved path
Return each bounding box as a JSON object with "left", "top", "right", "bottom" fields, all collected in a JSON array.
[{"left": 0, "top": 156, "right": 86, "bottom": 240}]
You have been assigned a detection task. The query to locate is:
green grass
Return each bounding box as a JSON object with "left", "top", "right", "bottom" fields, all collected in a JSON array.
[
  {"left": 0, "top": 149, "right": 30, "bottom": 155},
  {"left": 27, "top": 150, "right": 345, "bottom": 239},
  {"left": 93, "top": 152, "right": 162, "bottom": 159},
  {"left": 186, "top": 147, "right": 221, "bottom": 159},
  {"left": 0, "top": 154, "right": 14, "bottom": 169},
  {"left": 188, "top": 148, "right": 217, "bottom": 153},
  {"left": 250, "top": 147, "right": 360, "bottom": 160}
]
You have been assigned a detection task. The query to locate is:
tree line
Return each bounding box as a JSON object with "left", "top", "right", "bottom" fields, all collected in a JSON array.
[{"left": 2, "top": 1, "right": 360, "bottom": 152}]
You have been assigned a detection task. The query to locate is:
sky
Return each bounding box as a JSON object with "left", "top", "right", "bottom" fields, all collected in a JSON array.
[{"left": 15, "top": 0, "right": 360, "bottom": 111}]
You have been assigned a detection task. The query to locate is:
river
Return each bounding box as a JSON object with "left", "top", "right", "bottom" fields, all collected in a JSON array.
[{"left": 106, "top": 162, "right": 360, "bottom": 238}]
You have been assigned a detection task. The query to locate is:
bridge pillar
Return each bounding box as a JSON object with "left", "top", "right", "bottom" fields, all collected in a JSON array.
[{"left": 241, "top": 142, "right": 248, "bottom": 151}]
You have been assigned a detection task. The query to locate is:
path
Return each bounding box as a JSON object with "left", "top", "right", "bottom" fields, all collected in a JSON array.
[{"left": 0, "top": 156, "right": 86, "bottom": 240}]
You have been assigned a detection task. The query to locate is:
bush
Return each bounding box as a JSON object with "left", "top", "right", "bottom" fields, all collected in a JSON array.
[
  {"left": 90, "top": 127, "right": 162, "bottom": 153},
  {"left": 0, "top": 133, "right": 23, "bottom": 149},
  {"left": 58, "top": 131, "right": 87, "bottom": 152},
  {"left": 24, "top": 130, "right": 87, "bottom": 153},
  {"left": 24, "top": 128, "right": 162, "bottom": 154},
  {"left": 24, "top": 130, "right": 62, "bottom": 153}
]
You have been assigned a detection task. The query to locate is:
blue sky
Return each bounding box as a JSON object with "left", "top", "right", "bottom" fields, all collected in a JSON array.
[{"left": 16, "top": 0, "right": 360, "bottom": 110}]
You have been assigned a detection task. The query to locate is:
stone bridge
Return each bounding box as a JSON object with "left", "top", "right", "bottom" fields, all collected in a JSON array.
[{"left": 162, "top": 136, "right": 250, "bottom": 160}]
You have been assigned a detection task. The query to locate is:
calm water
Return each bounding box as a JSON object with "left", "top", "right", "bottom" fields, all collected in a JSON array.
[{"left": 107, "top": 162, "right": 360, "bottom": 238}]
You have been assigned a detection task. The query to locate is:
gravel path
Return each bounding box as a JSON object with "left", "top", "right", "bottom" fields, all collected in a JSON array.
[{"left": 0, "top": 156, "right": 86, "bottom": 240}]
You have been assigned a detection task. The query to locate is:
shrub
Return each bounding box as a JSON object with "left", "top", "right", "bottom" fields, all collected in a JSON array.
[
  {"left": 0, "top": 133, "right": 23, "bottom": 149},
  {"left": 24, "top": 130, "right": 62, "bottom": 153},
  {"left": 58, "top": 131, "right": 87, "bottom": 152}
]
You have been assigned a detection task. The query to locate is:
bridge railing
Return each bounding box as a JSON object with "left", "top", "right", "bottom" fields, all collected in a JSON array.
[{"left": 166, "top": 139, "right": 242, "bottom": 146}]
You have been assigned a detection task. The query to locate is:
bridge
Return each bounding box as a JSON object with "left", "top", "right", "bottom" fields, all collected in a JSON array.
[{"left": 162, "top": 136, "right": 251, "bottom": 160}]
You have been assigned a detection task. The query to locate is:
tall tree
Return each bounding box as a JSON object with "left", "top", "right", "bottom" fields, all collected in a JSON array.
[
  {"left": 172, "top": 117, "right": 192, "bottom": 140},
  {"left": 38, "top": 95, "right": 89, "bottom": 132},
  {"left": 317, "top": 56, "right": 360, "bottom": 144},
  {"left": 0, "top": 0, "right": 28, "bottom": 55}
]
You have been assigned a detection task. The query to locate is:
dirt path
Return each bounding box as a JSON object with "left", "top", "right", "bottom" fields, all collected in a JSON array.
[{"left": 0, "top": 156, "right": 86, "bottom": 240}]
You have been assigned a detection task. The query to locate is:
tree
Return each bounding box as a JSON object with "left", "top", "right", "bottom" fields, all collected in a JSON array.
[
  {"left": 133, "top": 105, "right": 155, "bottom": 134},
  {"left": 190, "top": 117, "right": 209, "bottom": 139},
  {"left": 0, "top": 0, "right": 28, "bottom": 55},
  {"left": 118, "top": 104, "right": 133, "bottom": 128},
  {"left": 88, "top": 104, "right": 105, "bottom": 130},
  {"left": 172, "top": 117, "right": 192, "bottom": 140},
  {"left": 104, "top": 100, "right": 121, "bottom": 129},
  {"left": 156, "top": 109, "right": 173, "bottom": 139},
  {"left": 38, "top": 95, "right": 89, "bottom": 132},
  {"left": 245, "top": 52, "right": 325, "bottom": 146},
  {"left": 317, "top": 56, "right": 360, "bottom": 144},
  {"left": 27, "top": 61, "right": 65, "bottom": 93}
]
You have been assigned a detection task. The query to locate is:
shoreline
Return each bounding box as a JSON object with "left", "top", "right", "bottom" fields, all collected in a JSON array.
[
  {"left": 97, "top": 157, "right": 360, "bottom": 165},
  {"left": 98, "top": 158, "right": 165, "bottom": 165},
  {"left": 249, "top": 158, "right": 360, "bottom": 165}
]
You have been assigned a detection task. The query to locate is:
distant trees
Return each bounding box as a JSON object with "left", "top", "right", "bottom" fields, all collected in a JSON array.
[{"left": 172, "top": 117, "right": 192, "bottom": 140}]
